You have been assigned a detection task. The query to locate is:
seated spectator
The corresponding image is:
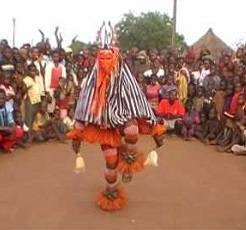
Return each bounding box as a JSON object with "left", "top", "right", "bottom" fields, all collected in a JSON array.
[
  {"left": 231, "top": 117, "right": 246, "bottom": 155},
  {"left": 216, "top": 115, "right": 241, "bottom": 152},
  {"left": 156, "top": 90, "right": 185, "bottom": 132},
  {"left": 201, "top": 108, "right": 221, "bottom": 144},
  {"left": 181, "top": 100, "right": 200, "bottom": 141},
  {"left": 0, "top": 89, "right": 23, "bottom": 152},
  {"left": 32, "top": 102, "right": 66, "bottom": 143},
  {"left": 52, "top": 108, "right": 68, "bottom": 135},
  {"left": 195, "top": 112, "right": 207, "bottom": 140},
  {"left": 63, "top": 108, "right": 75, "bottom": 131},
  {"left": 31, "top": 101, "right": 50, "bottom": 142}
]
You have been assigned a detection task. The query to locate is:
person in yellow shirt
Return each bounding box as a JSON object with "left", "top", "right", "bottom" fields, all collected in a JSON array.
[{"left": 23, "top": 64, "right": 41, "bottom": 131}]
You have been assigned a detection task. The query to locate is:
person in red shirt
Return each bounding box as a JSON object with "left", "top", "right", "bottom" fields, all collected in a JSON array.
[
  {"left": 156, "top": 90, "right": 185, "bottom": 131},
  {"left": 229, "top": 82, "right": 243, "bottom": 115}
]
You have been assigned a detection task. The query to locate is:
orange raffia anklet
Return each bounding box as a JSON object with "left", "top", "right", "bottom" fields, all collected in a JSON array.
[{"left": 96, "top": 186, "right": 127, "bottom": 211}]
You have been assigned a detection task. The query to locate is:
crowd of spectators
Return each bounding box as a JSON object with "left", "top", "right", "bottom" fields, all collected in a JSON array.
[{"left": 0, "top": 38, "right": 245, "bottom": 155}]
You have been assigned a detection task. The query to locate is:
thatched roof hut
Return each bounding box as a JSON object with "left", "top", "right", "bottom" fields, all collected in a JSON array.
[{"left": 191, "top": 28, "right": 234, "bottom": 60}]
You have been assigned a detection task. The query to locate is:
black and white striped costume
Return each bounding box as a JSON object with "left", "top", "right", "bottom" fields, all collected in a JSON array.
[{"left": 75, "top": 62, "right": 156, "bottom": 128}]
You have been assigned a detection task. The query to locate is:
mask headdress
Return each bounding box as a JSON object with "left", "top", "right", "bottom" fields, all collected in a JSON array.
[
  {"left": 96, "top": 21, "right": 117, "bottom": 49},
  {"left": 91, "top": 22, "right": 120, "bottom": 120}
]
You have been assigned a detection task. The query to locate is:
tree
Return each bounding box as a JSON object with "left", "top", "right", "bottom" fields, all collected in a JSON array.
[
  {"left": 116, "top": 12, "right": 186, "bottom": 50},
  {"left": 69, "top": 40, "right": 88, "bottom": 54}
]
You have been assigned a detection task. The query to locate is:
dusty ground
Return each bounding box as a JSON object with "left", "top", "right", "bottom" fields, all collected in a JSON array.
[{"left": 0, "top": 136, "right": 246, "bottom": 230}]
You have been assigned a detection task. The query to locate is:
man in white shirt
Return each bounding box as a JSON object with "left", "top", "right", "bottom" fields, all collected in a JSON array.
[{"left": 198, "top": 59, "right": 211, "bottom": 86}]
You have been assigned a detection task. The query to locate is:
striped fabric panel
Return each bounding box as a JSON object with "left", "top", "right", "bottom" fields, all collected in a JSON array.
[{"left": 75, "top": 62, "right": 157, "bottom": 128}]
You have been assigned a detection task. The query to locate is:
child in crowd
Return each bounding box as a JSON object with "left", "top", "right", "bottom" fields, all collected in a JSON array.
[
  {"left": 23, "top": 64, "right": 41, "bottom": 131},
  {"left": 195, "top": 112, "right": 207, "bottom": 140},
  {"left": 193, "top": 86, "right": 205, "bottom": 113},
  {"left": 229, "top": 82, "right": 243, "bottom": 115},
  {"left": 223, "top": 84, "right": 234, "bottom": 114},
  {"left": 201, "top": 108, "right": 221, "bottom": 144},
  {"left": 213, "top": 80, "right": 227, "bottom": 120},
  {"left": 181, "top": 100, "right": 200, "bottom": 141},
  {"left": 54, "top": 77, "right": 69, "bottom": 119},
  {"left": 14, "top": 111, "right": 29, "bottom": 147},
  {"left": 234, "top": 94, "right": 246, "bottom": 121},
  {"left": 66, "top": 74, "right": 76, "bottom": 110},
  {"left": 32, "top": 102, "right": 67, "bottom": 143},
  {"left": 0, "top": 71, "right": 15, "bottom": 110},
  {"left": 52, "top": 108, "right": 68, "bottom": 137},
  {"left": 31, "top": 101, "right": 50, "bottom": 142},
  {"left": 203, "top": 85, "right": 215, "bottom": 116},
  {"left": 63, "top": 107, "right": 75, "bottom": 131}
]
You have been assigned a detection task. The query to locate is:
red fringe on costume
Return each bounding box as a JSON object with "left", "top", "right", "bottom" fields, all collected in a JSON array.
[
  {"left": 96, "top": 187, "right": 127, "bottom": 211},
  {"left": 118, "top": 152, "right": 145, "bottom": 174},
  {"left": 138, "top": 119, "right": 166, "bottom": 136},
  {"left": 67, "top": 125, "right": 122, "bottom": 147}
]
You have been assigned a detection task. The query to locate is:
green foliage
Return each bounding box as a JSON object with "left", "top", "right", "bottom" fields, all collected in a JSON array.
[
  {"left": 116, "top": 12, "right": 186, "bottom": 50},
  {"left": 69, "top": 40, "right": 88, "bottom": 54}
]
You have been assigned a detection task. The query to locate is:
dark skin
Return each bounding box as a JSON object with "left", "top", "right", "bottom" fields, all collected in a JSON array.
[
  {"left": 3, "top": 47, "right": 13, "bottom": 61},
  {"left": 14, "top": 112, "right": 29, "bottom": 148},
  {"left": 195, "top": 113, "right": 207, "bottom": 140},
  {"left": 52, "top": 52, "right": 60, "bottom": 66},
  {"left": 202, "top": 109, "right": 221, "bottom": 144},
  {"left": 0, "top": 92, "right": 14, "bottom": 134},
  {"left": 165, "top": 91, "right": 183, "bottom": 120},
  {"left": 2, "top": 72, "right": 15, "bottom": 102},
  {"left": 217, "top": 119, "right": 241, "bottom": 153}
]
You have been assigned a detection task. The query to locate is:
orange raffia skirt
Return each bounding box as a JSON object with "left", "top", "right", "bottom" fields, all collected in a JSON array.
[{"left": 67, "top": 119, "right": 166, "bottom": 147}]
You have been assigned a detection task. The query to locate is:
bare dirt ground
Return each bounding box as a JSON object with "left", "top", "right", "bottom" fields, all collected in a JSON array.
[{"left": 0, "top": 136, "right": 246, "bottom": 230}]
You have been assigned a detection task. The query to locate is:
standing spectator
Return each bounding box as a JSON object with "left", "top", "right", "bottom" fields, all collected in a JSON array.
[
  {"left": 198, "top": 59, "right": 211, "bottom": 86},
  {"left": 134, "top": 51, "right": 150, "bottom": 88},
  {"left": 0, "top": 71, "right": 15, "bottom": 110},
  {"left": 23, "top": 64, "right": 41, "bottom": 131},
  {"left": 194, "top": 86, "right": 205, "bottom": 113},
  {"left": 144, "top": 58, "right": 165, "bottom": 82},
  {"left": 213, "top": 80, "right": 227, "bottom": 120},
  {"left": 30, "top": 47, "right": 46, "bottom": 98},
  {"left": 203, "top": 64, "right": 221, "bottom": 91},
  {"left": 144, "top": 74, "right": 160, "bottom": 111},
  {"left": 45, "top": 50, "right": 66, "bottom": 114}
]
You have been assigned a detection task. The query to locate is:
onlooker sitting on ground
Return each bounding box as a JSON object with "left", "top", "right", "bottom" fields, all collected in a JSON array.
[
  {"left": 156, "top": 90, "right": 185, "bottom": 133},
  {"left": 0, "top": 89, "right": 23, "bottom": 152},
  {"left": 181, "top": 100, "right": 200, "bottom": 141}
]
